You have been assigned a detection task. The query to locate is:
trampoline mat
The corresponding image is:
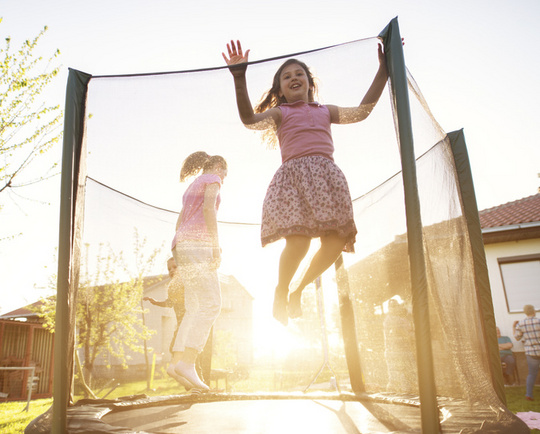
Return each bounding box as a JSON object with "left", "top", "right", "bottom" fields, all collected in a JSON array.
[
  {"left": 102, "top": 398, "right": 416, "bottom": 433},
  {"left": 44, "top": 393, "right": 528, "bottom": 433}
]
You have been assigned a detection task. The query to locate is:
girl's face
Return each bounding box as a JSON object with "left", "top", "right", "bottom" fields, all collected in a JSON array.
[
  {"left": 214, "top": 164, "right": 228, "bottom": 182},
  {"left": 278, "top": 63, "right": 312, "bottom": 103}
]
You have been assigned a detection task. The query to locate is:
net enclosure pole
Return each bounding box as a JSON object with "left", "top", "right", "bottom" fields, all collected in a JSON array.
[
  {"left": 379, "top": 18, "right": 440, "bottom": 433},
  {"left": 448, "top": 129, "right": 507, "bottom": 406},
  {"left": 335, "top": 255, "right": 365, "bottom": 393},
  {"left": 52, "top": 68, "right": 91, "bottom": 433}
]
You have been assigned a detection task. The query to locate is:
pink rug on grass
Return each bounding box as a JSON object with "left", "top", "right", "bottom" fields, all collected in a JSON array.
[{"left": 516, "top": 412, "right": 540, "bottom": 429}]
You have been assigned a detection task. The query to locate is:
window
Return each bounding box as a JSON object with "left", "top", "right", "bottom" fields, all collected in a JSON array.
[{"left": 498, "top": 254, "right": 540, "bottom": 313}]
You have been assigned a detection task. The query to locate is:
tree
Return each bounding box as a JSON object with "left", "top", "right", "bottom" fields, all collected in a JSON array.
[
  {"left": 77, "top": 233, "right": 164, "bottom": 392},
  {"left": 76, "top": 244, "right": 153, "bottom": 391},
  {"left": 0, "top": 19, "right": 62, "bottom": 207},
  {"left": 131, "top": 229, "right": 165, "bottom": 390},
  {"left": 35, "top": 232, "right": 165, "bottom": 395}
]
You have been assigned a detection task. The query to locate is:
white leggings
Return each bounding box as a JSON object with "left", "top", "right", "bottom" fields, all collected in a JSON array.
[{"left": 172, "top": 241, "right": 221, "bottom": 353}]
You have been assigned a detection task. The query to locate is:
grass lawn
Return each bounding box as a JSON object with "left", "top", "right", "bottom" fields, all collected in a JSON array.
[
  {"left": 0, "top": 398, "right": 53, "bottom": 434},
  {"left": 1, "top": 384, "right": 539, "bottom": 433},
  {"left": 504, "top": 385, "right": 540, "bottom": 432}
]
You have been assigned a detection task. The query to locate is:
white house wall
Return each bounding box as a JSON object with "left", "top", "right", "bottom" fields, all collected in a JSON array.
[
  {"left": 137, "top": 280, "right": 176, "bottom": 366},
  {"left": 484, "top": 237, "right": 540, "bottom": 351}
]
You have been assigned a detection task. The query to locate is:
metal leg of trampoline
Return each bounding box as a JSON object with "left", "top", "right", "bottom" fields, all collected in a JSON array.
[{"left": 304, "top": 276, "right": 341, "bottom": 393}]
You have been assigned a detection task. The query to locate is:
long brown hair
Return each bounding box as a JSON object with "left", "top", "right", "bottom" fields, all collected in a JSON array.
[
  {"left": 179, "top": 151, "right": 227, "bottom": 182},
  {"left": 254, "top": 58, "right": 318, "bottom": 113},
  {"left": 254, "top": 59, "right": 319, "bottom": 149}
]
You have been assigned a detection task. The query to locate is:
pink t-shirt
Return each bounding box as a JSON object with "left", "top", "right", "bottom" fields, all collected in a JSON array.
[
  {"left": 277, "top": 100, "right": 334, "bottom": 163},
  {"left": 171, "top": 173, "right": 222, "bottom": 248}
]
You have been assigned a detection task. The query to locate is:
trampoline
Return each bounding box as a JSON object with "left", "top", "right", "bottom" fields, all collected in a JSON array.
[
  {"left": 27, "top": 392, "right": 526, "bottom": 433},
  {"left": 25, "top": 18, "right": 530, "bottom": 433}
]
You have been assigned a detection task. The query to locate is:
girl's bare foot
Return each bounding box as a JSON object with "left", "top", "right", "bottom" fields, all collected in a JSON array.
[
  {"left": 273, "top": 288, "right": 289, "bottom": 326},
  {"left": 288, "top": 290, "right": 303, "bottom": 318}
]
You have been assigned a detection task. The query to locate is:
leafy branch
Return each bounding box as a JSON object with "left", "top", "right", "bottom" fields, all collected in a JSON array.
[{"left": 0, "top": 19, "right": 63, "bottom": 203}]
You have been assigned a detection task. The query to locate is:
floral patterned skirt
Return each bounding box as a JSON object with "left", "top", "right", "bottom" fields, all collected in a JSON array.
[{"left": 261, "top": 155, "right": 357, "bottom": 252}]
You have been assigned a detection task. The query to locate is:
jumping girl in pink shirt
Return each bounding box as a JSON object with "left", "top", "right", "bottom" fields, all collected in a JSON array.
[
  {"left": 223, "top": 41, "right": 388, "bottom": 326},
  {"left": 171, "top": 151, "right": 227, "bottom": 390}
]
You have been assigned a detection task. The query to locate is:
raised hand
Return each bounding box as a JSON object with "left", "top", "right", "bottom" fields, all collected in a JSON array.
[
  {"left": 377, "top": 38, "right": 404, "bottom": 76},
  {"left": 377, "top": 43, "right": 388, "bottom": 77},
  {"left": 222, "top": 40, "right": 250, "bottom": 76}
]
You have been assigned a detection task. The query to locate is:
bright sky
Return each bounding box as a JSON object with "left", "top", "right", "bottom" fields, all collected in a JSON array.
[{"left": 0, "top": 0, "right": 539, "bottom": 314}]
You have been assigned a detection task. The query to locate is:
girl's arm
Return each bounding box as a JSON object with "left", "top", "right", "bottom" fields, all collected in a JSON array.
[
  {"left": 143, "top": 297, "right": 171, "bottom": 308},
  {"left": 223, "top": 40, "right": 280, "bottom": 127},
  {"left": 203, "top": 183, "right": 221, "bottom": 265},
  {"left": 328, "top": 43, "right": 389, "bottom": 124},
  {"left": 175, "top": 209, "right": 184, "bottom": 231}
]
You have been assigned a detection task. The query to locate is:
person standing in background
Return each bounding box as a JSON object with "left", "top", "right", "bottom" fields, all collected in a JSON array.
[
  {"left": 497, "top": 326, "right": 516, "bottom": 385},
  {"left": 514, "top": 304, "right": 540, "bottom": 401}
]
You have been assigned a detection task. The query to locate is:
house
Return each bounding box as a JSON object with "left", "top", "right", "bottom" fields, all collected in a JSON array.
[
  {"left": 136, "top": 272, "right": 254, "bottom": 368},
  {"left": 479, "top": 192, "right": 540, "bottom": 383},
  {"left": 0, "top": 302, "right": 55, "bottom": 401},
  {"left": 83, "top": 272, "right": 254, "bottom": 383},
  {"left": 1, "top": 272, "right": 254, "bottom": 392}
]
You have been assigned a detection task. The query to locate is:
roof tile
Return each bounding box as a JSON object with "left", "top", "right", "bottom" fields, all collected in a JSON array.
[{"left": 479, "top": 193, "right": 540, "bottom": 229}]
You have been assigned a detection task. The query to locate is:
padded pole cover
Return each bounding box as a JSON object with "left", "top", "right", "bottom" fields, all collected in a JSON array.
[
  {"left": 379, "top": 17, "right": 440, "bottom": 433},
  {"left": 448, "top": 129, "right": 507, "bottom": 406},
  {"left": 52, "top": 68, "right": 91, "bottom": 433}
]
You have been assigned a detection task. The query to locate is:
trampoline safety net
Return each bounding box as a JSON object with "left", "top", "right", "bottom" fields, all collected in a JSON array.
[{"left": 38, "top": 20, "right": 529, "bottom": 434}]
